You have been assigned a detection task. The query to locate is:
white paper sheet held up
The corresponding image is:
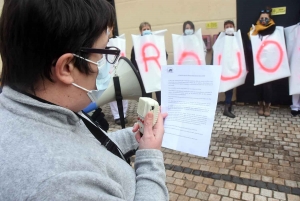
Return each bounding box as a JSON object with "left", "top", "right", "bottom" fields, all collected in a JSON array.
[{"left": 161, "top": 65, "right": 221, "bottom": 157}]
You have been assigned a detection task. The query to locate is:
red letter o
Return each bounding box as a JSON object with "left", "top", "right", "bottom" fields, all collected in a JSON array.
[{"left": 256, "top": 40, "right": 283, "bottom": 73}]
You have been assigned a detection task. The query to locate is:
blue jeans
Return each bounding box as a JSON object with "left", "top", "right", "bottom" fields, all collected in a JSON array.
[{"left": 225, "top": 89, "right": 233, "bottom": 104}]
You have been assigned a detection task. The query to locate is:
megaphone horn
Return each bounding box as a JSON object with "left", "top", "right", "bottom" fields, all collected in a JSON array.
[{"left": 96, "top": 57, "right": 146, "bottom": 107}]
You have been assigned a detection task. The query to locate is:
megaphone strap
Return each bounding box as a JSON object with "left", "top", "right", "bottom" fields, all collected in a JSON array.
[
  {"left": 13, "top": 87, "right": 134, "bottom": 164},
  {"left": 113, "top": 76, "right": 126, "bottom": 129},
  {"left": 77, "top": 112, "right": 130, "bottom": 163},
  {"left": 77, "top": 112, "right": 138, "bottom": 165},
  {"left": 76, "top": 112, "right": 132, "bottom": 164}
]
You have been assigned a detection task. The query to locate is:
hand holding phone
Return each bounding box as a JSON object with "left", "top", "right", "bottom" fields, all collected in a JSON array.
[{"left": 137, "top": 97, "right": 159, "bottom": 136}]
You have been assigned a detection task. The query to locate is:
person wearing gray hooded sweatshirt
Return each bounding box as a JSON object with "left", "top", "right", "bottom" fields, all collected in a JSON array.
[{"left": 0, "top": 0, "right": 168, "bottom": 200}]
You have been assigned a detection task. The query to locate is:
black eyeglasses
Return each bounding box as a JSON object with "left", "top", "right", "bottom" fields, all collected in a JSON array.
[
  {"left": 260, "top": 9, "right": 271, "bottom": 13},
  {"left": 80, "top": 46, "right": 121, "bottom": 64}
]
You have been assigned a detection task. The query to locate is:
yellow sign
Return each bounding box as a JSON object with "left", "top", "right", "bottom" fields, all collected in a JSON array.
[
  {"left": 206, "top": 22, "right": 218, "bottom": 29},
  {"left": 271, "top": 7, "right": 286, "bottom": 15}
]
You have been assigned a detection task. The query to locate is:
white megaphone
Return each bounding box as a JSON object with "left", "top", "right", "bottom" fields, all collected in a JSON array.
[{"left": 95, "top": 57, "right": 146, "bottom": 107}]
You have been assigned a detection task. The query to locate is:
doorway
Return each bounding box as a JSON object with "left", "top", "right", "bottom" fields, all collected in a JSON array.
[{"left": 236, "top": 0, "right": 300, "bottom": 105}]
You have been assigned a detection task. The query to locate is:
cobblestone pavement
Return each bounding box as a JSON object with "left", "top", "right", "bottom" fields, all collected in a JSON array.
[{"left": 103, "top": 100, "right": 300, "bottom": 201}]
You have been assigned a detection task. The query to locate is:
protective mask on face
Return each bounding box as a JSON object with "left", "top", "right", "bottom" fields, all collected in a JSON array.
[
  {"left": 72, "top": 83, "right": 106, "bottom": 103},
  {"left": 95, "top": 56, "right": 111, "bottom": 90},
  {"left": 142, "top": 30, "right": 152, "bottom": 36},
  {"left": 225, "top": 28, "right": 235, "bottom": 35},
  {"left": 184, "top": 29, "right": 194, "bottom": 35},
  {"left": 260, "top": 18, "right": 270, "bottom": 26},
  {"left": 72, "top": 54, "right": 111, "bottom": 102}
]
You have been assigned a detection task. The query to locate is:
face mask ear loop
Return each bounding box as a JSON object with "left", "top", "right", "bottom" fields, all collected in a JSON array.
[
  {"left": 72, "top": 83, "right": 90, "bottom": 92},
  {"left": 73, "top": 54, "right": 98, "bottom": 65}
]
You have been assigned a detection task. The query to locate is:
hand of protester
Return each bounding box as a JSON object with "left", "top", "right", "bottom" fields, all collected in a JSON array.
[{"left": 132, "top": 111, "right": 168, "bottom": 150}]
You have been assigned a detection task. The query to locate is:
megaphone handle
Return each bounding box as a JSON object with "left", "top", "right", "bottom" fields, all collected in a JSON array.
[
  {"left": 82, "top": 102, "right": 98, "bottom": 113},
  {"left": 113, "top": 76, "right": 126, "bottom": 129}
]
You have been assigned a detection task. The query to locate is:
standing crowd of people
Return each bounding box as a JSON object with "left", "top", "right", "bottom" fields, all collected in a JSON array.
[{"left": 122, "top": 8, "right": 299, "bottom": 120}]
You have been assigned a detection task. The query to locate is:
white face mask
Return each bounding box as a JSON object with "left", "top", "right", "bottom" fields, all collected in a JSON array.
[
  {"left": 225, "top": 28, "right": 235, "bottom": 35},
  {"left": 142, "top": 30, "right": 152, "bottom": 36},
  {"left": 72, "top": 54, "right": 111, "bottom": 103},
  {"left": 184, "top": 29, "right": 194, "bottom": 35}
]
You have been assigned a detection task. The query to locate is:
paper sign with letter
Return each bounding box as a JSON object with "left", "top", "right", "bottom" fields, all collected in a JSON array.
[
  {"left": 172, "top": 29, "right": 206, "bottom": 65},
  {"left": 212, "top": 30, "right": 247, "bottom": 92},
  {"left": 161, "top": 65, "right": 221, "bottom": 157},
  {"left": 285, "top": 24, "right": 300, "bottom": 95},
  {"left": 250, "top": 26, "right": 290, "bottom": 85},
  {"left": 132, "top": 30, "right": 167, "bottom": 93},
  {"left": 107, "top": 34, "right": 126, "bottom": 74}
]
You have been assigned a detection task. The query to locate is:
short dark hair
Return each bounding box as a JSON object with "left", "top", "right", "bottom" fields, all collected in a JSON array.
[
  {"left": 183, "top": 21, "right": 195, "bottom": 34},
  {"left": 0, "top": 0, "right": 115, "bottom": 92},
  {"left": 224, "top": 20, "right": 235, "bottom": 27}
]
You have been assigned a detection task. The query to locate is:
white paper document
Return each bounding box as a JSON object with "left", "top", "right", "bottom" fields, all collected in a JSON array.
[{"left": 161, "top": 65, "right": 221, "bottom": 157}]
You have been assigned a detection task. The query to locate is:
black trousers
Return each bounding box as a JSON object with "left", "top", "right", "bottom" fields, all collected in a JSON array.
[{"left": 256, "top": 82, "right": 272, "bottom": 104}]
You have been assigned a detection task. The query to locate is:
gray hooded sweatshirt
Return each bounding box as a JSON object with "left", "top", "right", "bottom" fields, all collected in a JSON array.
[{"left": 0, "top": 87, "right": 168, "bottom": 201}]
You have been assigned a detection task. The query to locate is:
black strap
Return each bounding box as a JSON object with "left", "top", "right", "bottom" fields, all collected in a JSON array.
[
  {"left": 14, "top": 88, "right": 135, "bottom": 164},
  {"left": 76, "top": 112, "right": 131, "bottom": 164},
  {"left": 113, "top": 76, "right": 126, "bottom": 129}
]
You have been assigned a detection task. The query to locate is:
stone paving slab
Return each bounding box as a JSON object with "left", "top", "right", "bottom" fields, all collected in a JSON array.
[{"left": 103, "top": 100, "right": 300, "bottom": 200}]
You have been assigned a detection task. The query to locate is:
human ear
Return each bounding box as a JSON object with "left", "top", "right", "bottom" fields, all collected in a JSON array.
[{"left": 54, "top": 53, "right": 76, "bottom": 84}]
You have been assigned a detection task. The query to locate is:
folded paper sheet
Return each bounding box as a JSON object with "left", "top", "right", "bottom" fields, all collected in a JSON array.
[
  {"left": 172, "top": 29, "right": 206, "bottom": 65},
  {"left": 213, "top": 30, "right": 247, "bottom": 92},
  {"left": 284, "top": 24, "right": 300, "bottom": 95},
  {"left": 132, "top": 30, "right": 167, "bottom": 93},
  {"left": 250, "top": 26, "right": 290, "bottom": 85},
  {"left": 161, "top": 65, "right": 221, "bottom": 157}
]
